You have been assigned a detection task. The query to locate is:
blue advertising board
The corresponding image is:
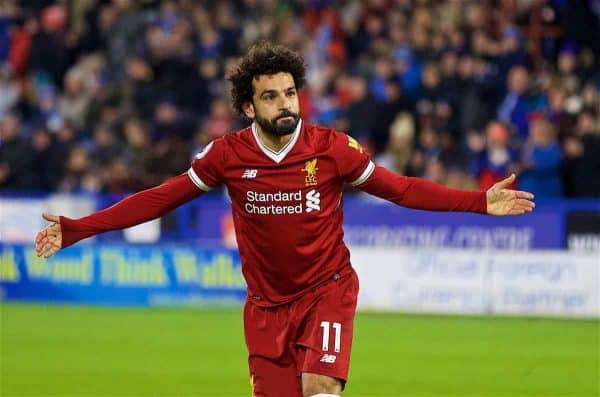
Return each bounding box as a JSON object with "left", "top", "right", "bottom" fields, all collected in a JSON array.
[
  {"left": 0, "top": 244, "right": 246, "bottom": 306},
  {"left": 342, "top": 199, "right": 564, "bottom": 249}
]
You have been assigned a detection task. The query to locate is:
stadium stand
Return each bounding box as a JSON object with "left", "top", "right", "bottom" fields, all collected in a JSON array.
[{"left": 0, "top": 0, "right": 599, "bottom": 197}]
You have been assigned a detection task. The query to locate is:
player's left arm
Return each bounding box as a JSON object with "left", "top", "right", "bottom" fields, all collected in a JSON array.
[
  {"left": 333, "top": 132, "right": 534, "bottom": 216},
  {"left": 359, "top": 167, "right": 534, "bottom": 215}
]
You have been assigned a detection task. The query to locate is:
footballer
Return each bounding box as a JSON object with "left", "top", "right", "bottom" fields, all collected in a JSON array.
[{"left": 35, "top": 43, "right": 535, "bottom": 397}]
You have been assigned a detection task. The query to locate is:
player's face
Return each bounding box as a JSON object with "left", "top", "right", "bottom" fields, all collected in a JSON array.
[{"left": 246, "top": 72, "right": 300, "bottom": 136}]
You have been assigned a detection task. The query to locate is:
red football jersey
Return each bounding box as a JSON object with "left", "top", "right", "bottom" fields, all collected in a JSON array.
[{"left": 188, "top": 120, "right": 373, "bottom": 306}]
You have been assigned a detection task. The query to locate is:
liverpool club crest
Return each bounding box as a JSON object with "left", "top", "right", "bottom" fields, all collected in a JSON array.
[{"left": 302, "top": 159, "right": 318, "bottom": 186}]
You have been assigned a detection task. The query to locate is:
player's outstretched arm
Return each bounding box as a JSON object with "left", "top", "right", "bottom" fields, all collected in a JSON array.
[
  {"left": 34, "top": 173, "right": 203, "bottom": 258},
  {"left": 358, "top": 166, "right": 534, "bottom": 216},
  {"left": 485, "top": 174, "right": 535, "bottom": 215}
]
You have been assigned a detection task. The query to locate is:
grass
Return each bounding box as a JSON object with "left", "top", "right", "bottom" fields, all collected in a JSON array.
[{"left": 0, "top": 303, "right": 598, "bottom": 396}]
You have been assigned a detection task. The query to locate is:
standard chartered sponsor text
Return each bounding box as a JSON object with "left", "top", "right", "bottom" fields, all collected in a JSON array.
[{"left": 245, "top": 190, "right": 304, "bottom": 215}]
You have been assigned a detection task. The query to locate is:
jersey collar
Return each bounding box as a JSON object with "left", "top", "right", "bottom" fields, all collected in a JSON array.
[{"left": 251, "top": 119, "right": 302, "bottom": 163}]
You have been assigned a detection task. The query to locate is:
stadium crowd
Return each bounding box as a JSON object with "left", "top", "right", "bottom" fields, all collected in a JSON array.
[{"left": 0, "top": 0, "right": 599, "bottom": 197}]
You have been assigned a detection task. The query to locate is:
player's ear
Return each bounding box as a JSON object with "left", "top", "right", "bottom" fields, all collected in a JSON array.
[{"left": 242, "top": 102, "right": 255, "bottom": 119}]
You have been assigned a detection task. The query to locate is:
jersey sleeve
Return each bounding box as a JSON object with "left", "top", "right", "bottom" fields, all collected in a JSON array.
[
  {"left": 60, "top": 173, "right": 202, "bottom": 248},
  {"left": 359, "top": 166, "right": 488, "bottom": 213},
  {"left": 188, "top": 138, "right": 226, "bottom": 191},
  {"left": 331, "top": 132, "right": 375, "bottom": 186}
]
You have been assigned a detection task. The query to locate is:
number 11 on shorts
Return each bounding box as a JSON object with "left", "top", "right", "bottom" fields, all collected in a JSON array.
[{"left": 320, "top": 321, "right": 341, "bottom": 353}]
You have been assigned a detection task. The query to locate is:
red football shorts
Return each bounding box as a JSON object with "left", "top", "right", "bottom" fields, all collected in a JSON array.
[{"left": 244, "top": 267, "right": 359, "bottom": 397}]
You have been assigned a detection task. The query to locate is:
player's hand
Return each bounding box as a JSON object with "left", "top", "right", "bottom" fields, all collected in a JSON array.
[
  {"left": 35, "top": 213, "right": 63, "bottom": 258},
  {"left": 486, "top": 174, "right": 535, "bottom": 216}
]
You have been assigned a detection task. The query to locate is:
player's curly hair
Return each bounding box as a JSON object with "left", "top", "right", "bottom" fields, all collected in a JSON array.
[{"left": 227, "top": 42, "right": 306, "bottom": 117}]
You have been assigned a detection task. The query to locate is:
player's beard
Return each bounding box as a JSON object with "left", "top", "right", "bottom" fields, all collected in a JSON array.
[{"left": 254, "top": 110, "right": 300, "bottom": 137}]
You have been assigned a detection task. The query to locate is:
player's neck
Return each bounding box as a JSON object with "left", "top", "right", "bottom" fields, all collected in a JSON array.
[{"left": 255, "top": 125, "right": 293, "bottom": 153}]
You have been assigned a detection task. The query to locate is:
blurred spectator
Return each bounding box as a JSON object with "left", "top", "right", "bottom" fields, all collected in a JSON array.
[
  {"left": 177, "top": 59, "right": 216, "bottom": 116},
  {"left": 563, "top": 110, "right": 600, "bottom": 197},
  {"left": 418, "top": 126, "right": 441, "bottom": 161},
  {"left": 557, "top": 43, "right": 580, "bottom": 80},
  {"left": 59, "top": 145, "right": 99, "bottom": 193},
  {"left": 55, "top": 122, "right": 77, "bottom": 160},
  {"left": 28, "top": 3, "right": 70, "bottom": 87},
  {"left": 122, "top": 116, "right": 151, "bottom": 184},
  {"left": 438, "top": 129, "right": 468, "bottom": 172},
  {"left": 144, "top": 135, "right": 191, "bottom": 187},
  {"left": 30, "top": 125, "right": 61, "bottom": 190},
  {"left": 152, "top": 99, "right": 194, "bottom": 141},
  {"left": 563, "top": 1, "right": 600, "bottom": 54},
  {"left": 518, "top": 119, "right": 563, "bottom": 197},
  {"left": 92, "top": 124, "right": 122, "bottom": 165},
  {"left": 439, "top": 51, "right": 460, "bottom": 108},
  {"left": 374, "top": 112, "right": 416, "bottom": 176},
  {"left": 0, "top": 113, "right": 36, "bottom": 190},
  {"left": 202, "top": 97, "right": 235, "bottom": 140},
  {"left": 413, "top": 62, "right": 446, "bottom": 123},
  {"left": 2, "top": 2, "right": 23, "bottom": 74},
  {"left": 393, "top": 45, "right": 422, "bottom": 96},
  {"left": 543, "top": 86, "right": 573, "bottom": 140},
  {"left": 0, "top": 64, "right": 19, "bottom": 117},
  {"left": 58, "top": 67, "right": 92, "bottom": 129},
  {"left": 104, "top": 158, "right": 140, "bottom": 193},
  {"left": 341, "top": 75, "right": 376, "bottom": 141},
  {"left": 471, "top": 121, "right": 517, "bottom": 190},
  {"left": 497, "top": 65, "right": 532, "bottom": 141},
  {"left": 104, "top": 0, "right": 144, "bottom": 67},
  {"left": 495, "top": 18, "right": 528, "bottom": 74},
  {"left": 371, "top": 57, "right": 394, "bottom": 102},
  {"left": 372, "top": 80, "right": 411, "bottom": 152},
  {"left": 581, "top": 82, "right": 599, "bottom": 112},
  {"left": 458, "top": 55, "right": 498, "bottom": 136},
  {"left": 7, "top": 15, "right": 33, "bottom": 79},
  {"left": 124, "top": 56, "right": 161, "bottom": 120}
]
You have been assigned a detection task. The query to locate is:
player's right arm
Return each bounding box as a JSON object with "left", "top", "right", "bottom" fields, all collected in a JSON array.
[
  {"left": 35, "top": 139, "right": 226, "bottom": 258},
  {"left": 35, "top": 173, "right": 202, "bottom": 257}
]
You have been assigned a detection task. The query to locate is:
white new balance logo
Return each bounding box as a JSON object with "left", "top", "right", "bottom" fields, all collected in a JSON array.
[
  {"left": 305, "top": 189, "right": 320, "bottom": 212},
  {"left": 320, "top": 354, "right": 336, "bottom": 363},
  {"left": 242, "top": 169, "right": 258, "bottom": 179}
]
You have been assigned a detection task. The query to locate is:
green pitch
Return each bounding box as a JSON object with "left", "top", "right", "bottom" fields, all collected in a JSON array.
[{"left": 1, "top": 303, "right": 598, "bottom": 396}]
